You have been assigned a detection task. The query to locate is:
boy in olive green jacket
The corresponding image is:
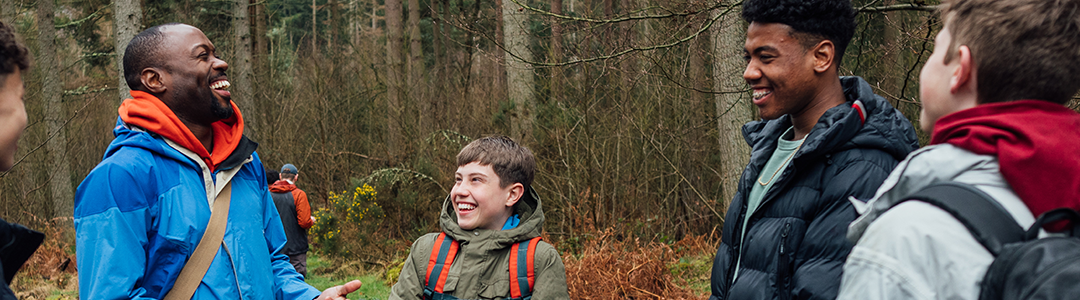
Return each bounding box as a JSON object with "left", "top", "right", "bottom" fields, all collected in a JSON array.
[{"left": 390, "top": 136, "right": 570, "bottom": 299}]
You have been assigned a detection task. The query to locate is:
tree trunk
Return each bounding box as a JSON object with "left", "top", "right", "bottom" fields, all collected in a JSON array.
[
  {"left": 502, "top": 0, "right": 535, "bottom": 143},
  {"left": 549, "top": 0, "right": 563, "bottom": 103},
  {"left": 431, "top": 0, "right": 444, "bottom": 129},
  {"left": 312, "top": 0, "right": 318, "bottom": 53},
  {"left": 1, "top": 0, "right": 16, "bottom": 24},
  {"left": 711, "top": 5, "right": 752, "bottom": 209},
  {"left": 385, "top": 0, "right": 404, "bottom": 160},
  {"left": 233, "top": 0, "right": 256, "bottom": 138},
  {"left": 38, "top": 0, "right": 74, "bottom": 221},
  {"left": 254, "top": 0, "right": 267, "bottom": 68},
  {"left": 407, "top": 0, "right": 426, "bottom": 134},
  {"left": 114, "top": 0, "right": 142, "bottom": 104}
]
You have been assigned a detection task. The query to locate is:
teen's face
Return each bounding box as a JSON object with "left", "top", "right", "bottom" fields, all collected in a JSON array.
[
  {"left": 159, "top": 25, "right": 233, "bottom": 122},
  {"left": 0, "top": 69, "right": 26, "bottom": 171},
  {"left": 451, "top": 162, "right": 517, "bottom": 231},
  {"left": 919, "top": 26, "right": 961, "bottom": 133},
  {"left": 743, "top": 22, "right": 818, "bottom": 120}
]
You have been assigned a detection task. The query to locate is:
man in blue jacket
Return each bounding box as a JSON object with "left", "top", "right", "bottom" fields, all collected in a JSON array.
[
  {"left": 74, "top": 23, "right": 360, "bottom": 299},
  {"left": 708, "top": 0, "right": 919, "bottom": 299}
]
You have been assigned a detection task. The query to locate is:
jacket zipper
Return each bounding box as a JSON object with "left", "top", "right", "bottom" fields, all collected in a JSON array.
[{"left": 223, "top": 243, "right": 246, "bottom": 300}]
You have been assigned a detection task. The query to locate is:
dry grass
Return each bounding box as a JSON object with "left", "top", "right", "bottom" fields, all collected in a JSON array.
[
  {"left": 11, "top": 221, "right": 77, "bottom": 299},
  {"left": 562, "top": 228, "right": 714, "bottom": 299}
]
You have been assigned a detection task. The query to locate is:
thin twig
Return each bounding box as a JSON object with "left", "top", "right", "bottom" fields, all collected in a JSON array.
[{"left": 859, "top": 3, "right": 938, "bottom": 13}]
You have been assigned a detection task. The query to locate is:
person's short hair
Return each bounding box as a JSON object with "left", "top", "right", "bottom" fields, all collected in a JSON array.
[
  {"left": 265, "top": 167, "right": 279, "bottom": 185},
  {"left": 0, "top": 21, "right": 30, "bottom": 82},
  {"left": 940, "top": 0, "right": 1080, "bottom": 104},
  {"left": 456, "top": 136, "right": 535, "bottom": 189},
  {"left": 742, "top": 0, "right": 857, "bottom": 65},
  {"left": 123, "top": 23, "right": 182, "bottom": 92}
]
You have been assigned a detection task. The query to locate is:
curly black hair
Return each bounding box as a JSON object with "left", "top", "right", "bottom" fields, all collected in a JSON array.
[
  {"left": 0, "top": 21, "right": 31, "bottom": 80},
  {"left": 743, "top": 0, "right": 857, "bottom": 65},
  {"left": 123, "top": 23, "right": 182, "bottom": 92}
]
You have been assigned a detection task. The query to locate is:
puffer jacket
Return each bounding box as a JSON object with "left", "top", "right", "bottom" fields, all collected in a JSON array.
[
  {"left": 74, "top": 118, "right": 320, "bottom": 299},
  {"left": 837, "top": 144, "right": 1035, "bottom": 300},
  {"left": 389, "top": 188, "right": 570, "bottom": 299},
  {"left": 710, "top": 76, "right": 918, "bottom": 300}
]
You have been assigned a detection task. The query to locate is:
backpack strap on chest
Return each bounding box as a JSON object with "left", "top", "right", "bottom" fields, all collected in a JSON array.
[
  {"left": 898, "top": 182, "right": 1026, "bottom": 255},
  {"left": 424, "top": 232, "right": 459, "bottom": 297},
  {"left": 509, "top": 236, "right": 542, "bottom": 299}
]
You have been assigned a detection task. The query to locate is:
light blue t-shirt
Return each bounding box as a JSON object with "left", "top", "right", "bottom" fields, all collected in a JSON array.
[{"left": 733, "top": 127, "right": 804, "bottom": 281}]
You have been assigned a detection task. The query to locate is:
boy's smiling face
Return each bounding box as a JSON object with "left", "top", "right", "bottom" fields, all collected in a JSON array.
[{"left": 452, "top": 162, "right": 522, "bottom": 231}]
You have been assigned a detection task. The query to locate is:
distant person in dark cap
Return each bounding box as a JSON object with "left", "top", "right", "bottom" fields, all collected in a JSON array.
[
  {"left": 0, "top": 20, "right": 44, "bottom": 300},
  {"left": 270, "top": 163, "right": 315, "bottom": 277}
]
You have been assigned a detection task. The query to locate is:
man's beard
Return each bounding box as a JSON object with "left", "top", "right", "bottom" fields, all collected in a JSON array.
[{"left": 210, "top": 98, "right": 234, "bottom": 120}]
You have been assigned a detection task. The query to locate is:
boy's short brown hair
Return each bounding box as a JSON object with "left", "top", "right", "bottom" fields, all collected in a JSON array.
[
  {"left": 457, "top": 135, "right": 535, "bottom": 189},
  {"left": 940, "top": 0, "right": 1080, "bottom": 104},
  {"left": 0, "top": 21, "right": 31, "bottom": 81}
]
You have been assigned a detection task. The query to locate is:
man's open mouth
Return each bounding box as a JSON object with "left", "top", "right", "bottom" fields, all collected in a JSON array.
[{"left": 211, "top": 79, "right": 231, "bottom": 98}]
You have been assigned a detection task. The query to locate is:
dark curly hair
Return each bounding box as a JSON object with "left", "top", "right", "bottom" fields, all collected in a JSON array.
[
  {"left": 742, "top": 0, "right": 857, "bottom": 65},
  {"left": 124, "top": 23, "right": 182, "bottom": 92},
  {"left": 0, "top": 21, "right": 31, "bottom": 81}
]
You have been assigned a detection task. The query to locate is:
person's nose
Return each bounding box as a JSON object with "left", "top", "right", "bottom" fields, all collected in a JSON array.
[{"left": 743, "top": 61, "right": 761, "bottom": 83}]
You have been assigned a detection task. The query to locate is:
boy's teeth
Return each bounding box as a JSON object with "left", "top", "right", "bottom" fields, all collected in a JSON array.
[
  {"left": 753, "top": 90, "right": 771, "bottom": 100},
  {"left": 457, "top": 203, "right": 476, "bottom": 210}
]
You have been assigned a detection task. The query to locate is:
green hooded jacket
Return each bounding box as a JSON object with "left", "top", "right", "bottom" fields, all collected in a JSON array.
[{"left": 389, "top": 188, "right": 570, "bottom": 299}]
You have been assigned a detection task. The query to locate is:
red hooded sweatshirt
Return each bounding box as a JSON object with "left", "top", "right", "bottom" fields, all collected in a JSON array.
[
  {"left": 931, "top": 100, "right": 1080, "bottom": 230},
  {"left": 118, "top": 91, "right": 244, "bottom": 173},
  {"left": 270, "top": 180, "right": 314, "bottom": 229}
]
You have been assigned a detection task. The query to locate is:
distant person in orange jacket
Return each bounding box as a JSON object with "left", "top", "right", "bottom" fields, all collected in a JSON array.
[{"left": 270, "top": 163, "right": 315, "bottom": 278}]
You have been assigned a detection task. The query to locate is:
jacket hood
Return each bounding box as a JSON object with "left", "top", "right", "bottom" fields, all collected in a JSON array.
[
  {"left": 270, "top": 180, "right": 298, "bottom": 193},
  {"left": 743, "top": 76, "right": 918, "bottom": 163},
  {"left": 118, "top": 90, "right": 245, "bottom": 172},
  {"left": 105, "top": 116, "right": 258, "bottom": 174},
  {"left": 931, "top": 100, "right": 1080, "bottom": 229},
  {"left": 847, "top": 144, "right": 1036, "bottom": 241},
  {"left": 439, "top": 186, "right": 544, "bottom": 249}
]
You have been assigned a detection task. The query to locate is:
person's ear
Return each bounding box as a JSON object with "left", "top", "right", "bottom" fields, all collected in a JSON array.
[
  {"left": 950, "top": 45, "right": 974, "bottom": 94},
  {"left": 141, "top": 68, "right": 167, "bottom": 94},
  {"left": 504, "top": 183, "right": 524, "bottom": 207},
  {"left": 811, "top": 40, "right": 836, "bottom": 73}
]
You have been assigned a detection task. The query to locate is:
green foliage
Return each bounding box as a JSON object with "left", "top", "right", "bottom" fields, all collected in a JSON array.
[{"left": 311, "top": 184, "right": 386, "bottom": 259}]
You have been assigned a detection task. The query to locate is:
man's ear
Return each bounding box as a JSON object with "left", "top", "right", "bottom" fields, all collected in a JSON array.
[
  {"left": 950, "top": 45, "right": 974, "bottom": 94},
  {"left": 141, "top": 68, "right": 167, "bottom": 94},
  {"left": 811, "top": 40, "right": 836, "bottom": 74},
  {"left": 504, "top": 183, "right": 524, "bottom": 207}
]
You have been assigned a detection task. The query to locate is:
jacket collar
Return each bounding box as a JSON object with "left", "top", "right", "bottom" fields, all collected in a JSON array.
[{"left": 439, "top": 186, "right": 545, "bottom": 249}]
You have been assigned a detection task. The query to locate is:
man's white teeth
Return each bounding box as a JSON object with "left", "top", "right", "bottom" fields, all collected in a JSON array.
[
  {"left": 753, "top": 90, "right": 772, "bottom": 100},
  {"left": 211, "top": 80, "right": 231, "bottom": 90},
  {"left": 457, "top": 203, "right": 476, "bottom": 210}
]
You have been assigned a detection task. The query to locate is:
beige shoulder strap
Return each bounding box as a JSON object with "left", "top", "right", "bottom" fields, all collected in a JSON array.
[{"left": 164, "top": 182, "right": 233, "bottom": 300}]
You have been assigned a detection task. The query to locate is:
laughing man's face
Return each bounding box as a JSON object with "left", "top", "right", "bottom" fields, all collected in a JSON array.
[{"left": 158, "top": 24, "right": 234, "bottom": 123}]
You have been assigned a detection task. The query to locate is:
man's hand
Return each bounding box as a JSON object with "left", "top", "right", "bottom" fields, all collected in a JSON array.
[{"left": 316, "top": 280, "right": 362, "bottom": 300}]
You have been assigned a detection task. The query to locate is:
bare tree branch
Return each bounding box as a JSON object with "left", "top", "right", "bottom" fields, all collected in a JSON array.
[
  {"left": 499, "top": 1, "right": 742, "bottom": 67},
  {"left": 508, "top": 0, "right": 730, "bottom": 24},
  {"left": 859, "top": 3, "right": 937, "bottom": 13}
]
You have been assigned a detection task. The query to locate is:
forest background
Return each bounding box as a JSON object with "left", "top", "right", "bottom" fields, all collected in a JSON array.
[{"left": 2, "top": 0, "right": 1078, "bottom": 298}]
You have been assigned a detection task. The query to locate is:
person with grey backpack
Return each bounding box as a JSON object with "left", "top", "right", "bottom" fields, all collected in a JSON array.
[{"left": 836, "top": 0, "right": 1080, "bottom": 299}]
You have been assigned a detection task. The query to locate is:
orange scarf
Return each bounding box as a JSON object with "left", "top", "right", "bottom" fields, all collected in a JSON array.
[{"left": 118, "top": 90, "right": 244, "bottom": 172}]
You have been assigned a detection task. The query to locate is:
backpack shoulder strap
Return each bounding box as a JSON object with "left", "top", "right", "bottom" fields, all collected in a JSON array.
[
  {"left": 898, "top": 182, "right": 1025, "bottom": 255},
  {"left": 509, "top": 236, "right": 542, "bottom": 299},
  {"left": 424, "top": 232, "right": 459, "bottom": 296}
]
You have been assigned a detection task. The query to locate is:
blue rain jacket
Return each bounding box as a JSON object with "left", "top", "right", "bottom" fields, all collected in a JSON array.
[{"left": 75, "top": 118, "right": 321, "bottom": 299}]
